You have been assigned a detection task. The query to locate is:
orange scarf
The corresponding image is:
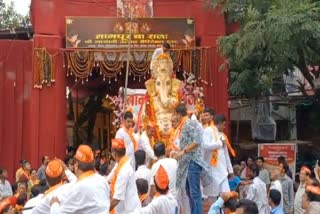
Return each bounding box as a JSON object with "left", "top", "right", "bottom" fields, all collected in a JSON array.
[
  {"left": 209, "top": 123, "right": 220, "bottom": 167},
  {"left": 148, "top": 135, "right": 155, "bottom": 148},
  {"left": 124, "top": 127, "right": 138, "bottom": 151},
  {"left": 169, "top": 116, "right": 188, "bottom": 151},
  {"left": 30, "top": 178, "right": 40, "bottom": 186},
  {"left": 210, "top": 125, "right": 236, "bottom": 166},
  {"left": 154, "top": 192, "right": 161, "bottom": 198},
  {"left": 21, "top": 170, "right": 30, "bottom": 181},
  {"left": 44, "top": 182, "right": 63, "bottom": 196},
  {"left": 110, "top": 156, "right": 130, "bottom": 214},
  {"left": 222, "top": 133, "right": 236, "bottom": 158},
  {"left": 15, "top": 205, "right": 23, "bottom": 212},
  {"left": 78, "top": 170, "right": 95, "bottom": 182},
  {"left": 139, "top": 193, "right": 148, "bottom": 203},
  {"left": 176, "top": 116, "right": 188, "bottom": 139},
  {"left": 169, "top": 129, "right": 179, "bottom": 151}
]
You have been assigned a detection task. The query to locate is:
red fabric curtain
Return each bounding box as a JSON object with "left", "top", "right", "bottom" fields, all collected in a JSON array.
[{"left": 0, "top": 40, "right": 33, "bottom": 182}]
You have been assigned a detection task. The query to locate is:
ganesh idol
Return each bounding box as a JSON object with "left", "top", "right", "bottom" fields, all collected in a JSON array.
[{"left": 144, "top": 53, "right": 182, "bottom": 141}]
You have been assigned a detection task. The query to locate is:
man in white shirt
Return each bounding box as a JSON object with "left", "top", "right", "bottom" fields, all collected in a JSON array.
[
  {"left": 0, "top": 168, "right": 13, "bottom": 201},
  {"left": 133, "top": 165, "right": 177, "bottom": 214},
  {"left": 134, "top": 150, "right": 152, "bottom": 185},
  {"left": 256, "top": 156, "right": 271, "bottom": 189},
  {"left": 294, "top": 166, "right": 311, "bottom": 214},
  {"left": 246, "top": 168, "right": 270, "bottom": 214},
  {"left": 136, "top": 178, "right": 150, "bottom": 207},
  {"left": 116, "top": 111, "right": 137, "bottom": 164},
  {"left": 23, "top": 184, "right": 48, "bottom": 214},
  {"left": 138, "top": 123, "right": 156, "bottom": 166},
  {"left": 270, "top": 167, "right": 284, "bottom": 209},
  {"left": 150, "top": 42, "right": 171, "bottom": 71},
  {"left": 202, "top": 114, "right": 233, "bottom": 198},
  {"left": 168, "top": 114, "right": 181, "bottom": 156},
  {"left": 50, "top": 145, "right": 110, "bottom": 214},
  {"left": 109, "top": 139, "right": 141, "bottom": 214},
  {"left": 150, "top": 142, "right": 177, "bottom": 199},
  {"left": 32, "top": 159, "right": 77, "bottom": 214}
]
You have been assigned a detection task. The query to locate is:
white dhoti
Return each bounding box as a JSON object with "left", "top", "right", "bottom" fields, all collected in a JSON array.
[
  {"left": 203, "top": 176, "right": 230, "bottom": 197},
  {"left": 176, "top": 189, "right": 191, "bottom": 214}
]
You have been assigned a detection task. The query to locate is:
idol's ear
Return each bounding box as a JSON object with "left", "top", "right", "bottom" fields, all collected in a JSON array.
[
  {"left": 171, "top": 79, "right": 181, "bottom": 97},
  {"left": 145, "top": 79, "right": 156, "bottom": 96}
]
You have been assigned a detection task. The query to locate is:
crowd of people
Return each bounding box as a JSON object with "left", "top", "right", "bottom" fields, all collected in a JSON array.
[{"left": 1, "top": 103, "right": 320, "bottom": 214}]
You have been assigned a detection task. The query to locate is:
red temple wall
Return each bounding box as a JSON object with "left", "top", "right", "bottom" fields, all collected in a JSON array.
[
  {"left": 0, "top": 0, "right": 229, "bottom": 181},
  {"left": 0, "top": 41, "right": 33, "bottom": 181}
]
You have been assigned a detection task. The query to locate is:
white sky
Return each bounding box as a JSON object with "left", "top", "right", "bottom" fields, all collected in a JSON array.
[{"left": 3, "top": 0, "right": 31, "bottom": 16}]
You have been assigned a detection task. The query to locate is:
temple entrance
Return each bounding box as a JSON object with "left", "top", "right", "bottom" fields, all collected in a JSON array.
[
  {"left": 65, "top": 67, "right": 148, "bottom": 151},
  {"left": 63, "top": 46, "right": 212, "bottom": 153}
]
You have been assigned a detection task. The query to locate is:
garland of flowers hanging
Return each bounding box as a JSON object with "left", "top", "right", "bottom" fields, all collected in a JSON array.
[
  {"left": 108, "top": 87, "right": 124, "bottom": 129},
  {"left": 181, "top": 71, "right": 205, "bottom": 114},
  {"left": 98, "top": 52, "right": 124, "bottom": 83},
  {"left": 145, "top": 96, "right": 161, "bottom": 141},
  {"left": 33, "top": 48, "right": 56, "bottom": 88},
  {"left": 129, "top": 51, "right": 150, "bottom": 81},
  {"left": 64, "top": 47, "right": 214, "bottom": 86},
  {"left": 170, "top": 50, "right": 183, "bottom": 72},
  {"left": 66, "top": 51, "right": 95, "bottom": 83}
]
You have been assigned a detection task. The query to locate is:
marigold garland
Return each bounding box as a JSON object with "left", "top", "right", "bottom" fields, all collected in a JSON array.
[
  {"left": 98, "top": 52, "right": 123, "bottom": 79},
  {"left": 63, "top": 48, "right": 213, "bottom": 85},
  {"left": 33, "top": 48, "right": 57, "bottom": 88}
]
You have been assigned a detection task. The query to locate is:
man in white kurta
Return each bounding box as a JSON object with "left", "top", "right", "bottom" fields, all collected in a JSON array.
[
  {"left": 50, "top": 145, "right": 110, "bottom": 214},
  {"left": 246, "top": 171, "right": 270, "bottom": 214},
  {"left": 112, "top": 158, "right": 141, "bottom": 213},
  {"left": 32, "top": 160, "right": 77, "bottom": 214},
  {"left": 202, "top": 115, "right": 233, "bottom": 197},
  {"left": 115, "top": 111, "right": 137, "bottom": 163},
  {"left": 134, "top": 150, "right": 152, "bottom": 185},
  {"left": 138, "top": 124, "right": 156, "bottom": 166},
  {"left": 109, "top": 139, "right": 141, "bottom": 214},
  {"left": 150, "top": 142, "right": 177, "bottom": 198},
  {"left": 136, "top": 193, "right": 177, "bottom": 214},
  {"left": 132, "top": 165, "right": 177, "bottom": 214},
  {"left": 270, "top": 167, "right": 284, "bottom": 209},
  {"left": 24, "top": 193, "right": 44, "bottom": 214}
]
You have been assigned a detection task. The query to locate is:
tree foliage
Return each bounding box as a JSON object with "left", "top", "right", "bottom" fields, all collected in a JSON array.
[
  {"left": 0, "top": 0, "right": 30, "bottom": 30},
  {"left": 209, "top": 0, "right": 320, "bottom": 98}
]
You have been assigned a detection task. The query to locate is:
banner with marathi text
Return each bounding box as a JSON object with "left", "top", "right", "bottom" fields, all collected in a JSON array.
[
  {"left": 126, "top": 88, "right": 147, "bottom": 115},
  {"left": 65, "top": 17, "right": 195, "bottom": 49},
  {"left": 258, "top": 143, "right": 297, "bottom": 181}
]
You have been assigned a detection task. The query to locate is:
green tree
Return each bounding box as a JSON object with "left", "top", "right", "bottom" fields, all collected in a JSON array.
[
  {"left": 0, "top": 0, "right": 28, "bottom": 30},
  {"left": 208, "top": 0, "right": 320, "bottom": 98}
]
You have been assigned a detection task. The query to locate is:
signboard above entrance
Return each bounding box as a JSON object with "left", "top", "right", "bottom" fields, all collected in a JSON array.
[{"left": 65, "top": 17, "right": 195, "bottom": 49}]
